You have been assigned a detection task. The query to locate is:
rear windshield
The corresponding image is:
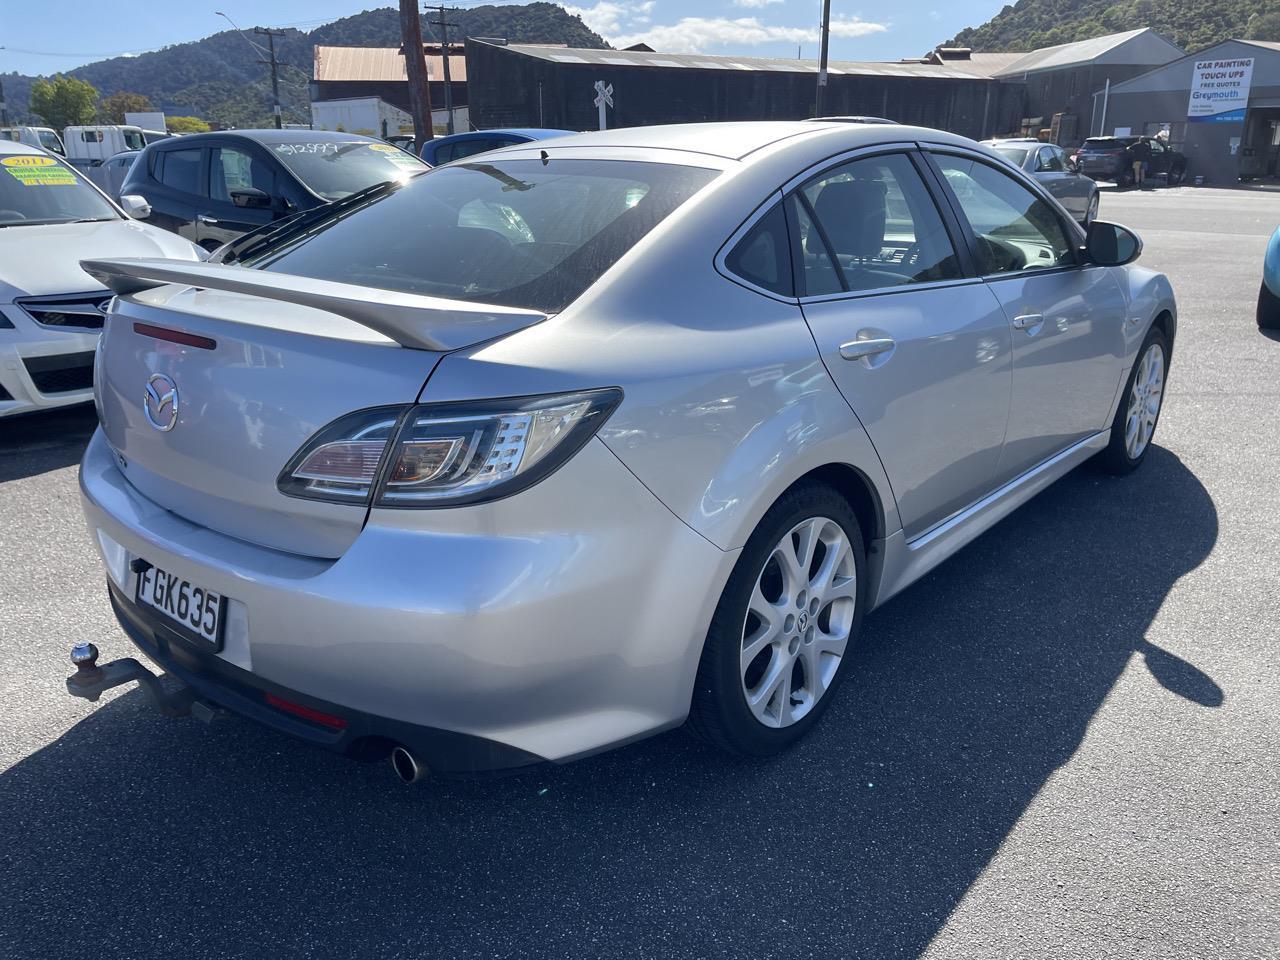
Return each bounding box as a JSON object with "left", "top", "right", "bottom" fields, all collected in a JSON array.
[
  {"left": 266, "top": 140, "right": 428, "bottom": 200},
  {"left": 993, "top": 146, "right": 1030, "bottom": 166},
  {"left": 0, "top": 155, "right": 118, "bottom": 227},
  {"left": 1083, "top": 139, "right": 1128, "bottom": 150},
  {"left": 253, "top": 158, "right": 719, "bottom": 313}
]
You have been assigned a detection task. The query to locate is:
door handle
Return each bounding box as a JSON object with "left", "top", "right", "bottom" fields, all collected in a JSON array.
[
  {"left": 1011, "top": 313, "right": 1044, "bottom": 330},
  {"left": 198, "top": 215, "right": 219, "bottom": 225},
  {"left": 839, "top": 337, "right": 896, "bottom": 361}
]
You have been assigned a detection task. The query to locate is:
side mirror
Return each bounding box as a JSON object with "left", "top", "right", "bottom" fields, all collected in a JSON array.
[
  {"left": 1085, "top": 220, "right": 1142, "bottom": 266},
  {"left": 230, "top": 187, "right": 272, "bottom": 209},
  {"left": 119, "top": 194, "right": 151, "bottom": 220}
]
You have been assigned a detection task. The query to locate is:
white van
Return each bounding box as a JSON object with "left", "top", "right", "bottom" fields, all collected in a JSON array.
[
  {"left": 0, "top": 126, "right": 66, "bottom": 155},
  {"left": 63, "top": 125, "right": 146, "bottom": 165}
]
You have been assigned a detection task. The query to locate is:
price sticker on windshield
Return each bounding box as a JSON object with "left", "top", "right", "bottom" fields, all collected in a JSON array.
[
  {"left": 367, "top": 143, "right": 422, "bottom": 170},
  {"left": 1, "top": 155, "right": 76, "bottom": 186}
]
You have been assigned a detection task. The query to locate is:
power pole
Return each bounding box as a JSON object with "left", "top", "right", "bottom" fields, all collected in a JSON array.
[
  {"left": 254, "top": 27, "right": 286, "bottom": 129},
  {"left": 428, "top": 5, "right": 458, "bottom": 135},
  {"left": 399, "top": 0, "right": 434, "bottom": 152},
  {"left": 815, "top": 0, "right": 831, "bottom": 117},
  {"left": 0, "top": 76, "right": 8, "bottom": 127}
]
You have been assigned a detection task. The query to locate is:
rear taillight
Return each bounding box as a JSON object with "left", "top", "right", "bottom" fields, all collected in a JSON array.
[{"left": 277, "top": 389, "right": 622, "bottom": 508}]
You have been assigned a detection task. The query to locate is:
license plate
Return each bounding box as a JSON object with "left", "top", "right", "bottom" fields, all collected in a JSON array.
[{"left": 135, "top": 562, "right": 225, "bottom": 649}]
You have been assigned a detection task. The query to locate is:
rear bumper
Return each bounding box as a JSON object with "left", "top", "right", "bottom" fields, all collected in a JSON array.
[
  {"left": 80, "top": 428, "right": 736, "bottom": 766},
  {"left": 105, "top": 580, "right": 545, "bottom": 776},
  {"left": 0, "top": 303, "right": 98, "bottom": 417}
]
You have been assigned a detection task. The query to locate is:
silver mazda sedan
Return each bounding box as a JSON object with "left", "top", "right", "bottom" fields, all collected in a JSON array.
[{"left": 71, "top": 122, "right": 1175, "bottom": 780}]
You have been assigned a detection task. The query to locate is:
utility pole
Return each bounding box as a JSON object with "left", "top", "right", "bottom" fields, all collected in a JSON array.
[
  {"left": 429, "top": 5, "right": 458, "bottom": 135},
  {"left": 0, "top": 76, "right": 8, "bottom": 128},
  {"left": 815, "top": 0, "right": 832, "bottom": 117},
  {"left": 254, "top": 27, "right": 286, "bottom": 129},
  {"left": 399, "top": 0, "right": 434, "bottom": 152}
]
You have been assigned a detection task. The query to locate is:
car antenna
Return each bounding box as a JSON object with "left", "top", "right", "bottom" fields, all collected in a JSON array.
[{"left": 540, "top": 150, "right": 550, "bottom": 166}]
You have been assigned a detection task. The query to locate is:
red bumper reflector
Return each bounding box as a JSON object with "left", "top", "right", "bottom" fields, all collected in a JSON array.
[
  {"left": 133, "top": 322, "right": 217, "bottom": 350},
  {"left": 264, "top": 692, "right": 348, "bottom": 730}
]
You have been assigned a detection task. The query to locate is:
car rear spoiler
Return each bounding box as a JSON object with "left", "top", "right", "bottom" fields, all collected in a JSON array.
[{"left": 80, "top": 257, "right": 548, "bottom": 352}]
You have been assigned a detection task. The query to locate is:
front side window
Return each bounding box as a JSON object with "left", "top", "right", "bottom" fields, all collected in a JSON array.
[
  {"left": 122, "top": 129, "right": 145, "bottom": 151},
  {"left": 158, "top": 148, "right": 202, "bottom": 195},
  {"left": 210, "top": 146, "right": 274, "bottom": 203},
  {"left": 252, "top": 158, "right": 718, "bottom": 313},
  {"left": 38, "top": 130, "right": 64, "bottom": 154},
  {"left": 1036, "top": 147, "right": 1064, "bottom": 172},
  {"left": 933, "top": 154, "right": 1074, "bottom": 275},
  {"left": 793, "top": 152, "right": 961, "bottom": 295},
  {"left": 0, "top": 154, "right": 119, "bottom": 226}
]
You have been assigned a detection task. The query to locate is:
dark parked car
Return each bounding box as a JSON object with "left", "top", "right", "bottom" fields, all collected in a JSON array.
[
  {"left": 120, "top": 130, "right": 428, "bottom": 251},
  {"left": 983, "top": 138, "right": 1100, "bottom": 224},
  {"left": 419, "top": 128, "right": 573, "bottom": 165},
  {"left": 1075, "top": 136, "right": 1187, "bottom": 187}
]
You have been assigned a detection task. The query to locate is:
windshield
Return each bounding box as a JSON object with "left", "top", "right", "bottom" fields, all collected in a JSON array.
[
  {"left": 267, "top": 140, "right": 428, "bottom": 201},
  {"left": 122, "top": 128, "right": 146, "bottom": 151},
  {"left": 0, "top": 155, "right": 118, "bottom": 226},
  {"left": 993, "top": 147, "right": 1030, "bottom": 167},
  {"left": 38, "top": 130, "right": 65, "bottom": 154},
  {"left": 253, "top": 158, "right": 719, "bottom": 313}
]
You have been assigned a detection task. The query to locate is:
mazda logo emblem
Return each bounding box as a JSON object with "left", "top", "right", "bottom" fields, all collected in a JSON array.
[{"left": 144, "top": 373, "right": 179, "bottom": 432}]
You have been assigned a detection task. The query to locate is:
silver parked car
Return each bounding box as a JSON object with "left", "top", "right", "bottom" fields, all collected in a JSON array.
[
  {"left": 70, "top": 122, "right": 1175, "bottom": 780},
  {"left": 984, "top": 137, "right": 1100, "bottom": 225}
]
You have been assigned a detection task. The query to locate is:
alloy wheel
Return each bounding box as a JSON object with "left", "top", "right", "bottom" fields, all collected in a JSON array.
[
  {"left": 739, "top": 516, "right": 857, "bottom": 728},
  {"left": 1125, "top": 341, "right": 1165, "bottom": 460}
]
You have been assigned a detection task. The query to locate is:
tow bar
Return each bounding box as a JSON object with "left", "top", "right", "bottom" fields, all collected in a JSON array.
[{"left": 65, "top": 642, "right": 223, "bottom": 723}]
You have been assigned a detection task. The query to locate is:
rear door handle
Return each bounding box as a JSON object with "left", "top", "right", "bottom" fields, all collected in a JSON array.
[
  {"left": 1011, "top": 313, "right": 1044, "bottom": 330},
  {"left": 198, "top": 215, "right": 219, "bottom": 225},
  {"left": 839, "top": 337, "right": 896, "bottom": 361}
]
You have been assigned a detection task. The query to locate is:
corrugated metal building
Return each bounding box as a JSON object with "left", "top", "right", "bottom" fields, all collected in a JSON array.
[
  {"left": 312, "top": 44, "right": 468, "bottom": 116},
  {"left": 463, "top": 40, "right": 1026, "bottom": 140},
  {"left": 1098, "top": 39, "right": 1280, "bottom": 184}
]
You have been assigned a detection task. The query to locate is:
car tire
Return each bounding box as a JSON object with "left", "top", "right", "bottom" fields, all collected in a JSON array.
[
  {"left": 1169, "top": 165, "right": 1186, "bottom": 186},
  {"left": 687, "top": 482, "right": 866, "bottom": 756},
  {"left": 1095, "top": 326, "right": 1169, "bottom": 475},
  {"left": 1084, "top": 192, "right": 1100, "bottom": 226},
  {"left": 1259, "top": 280, "right": 1280, "bottom": 331}
]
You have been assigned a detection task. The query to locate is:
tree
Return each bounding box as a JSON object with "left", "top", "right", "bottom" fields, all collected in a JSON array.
[
  {"left": 1247, "top": 11, "right": 1280, "bottom": 40},
  {"left": 166, "top": 116, "right": 211, "bottom": 133},
  {"left": 29, "top": 75, "right": 98, "bottom": 130},
  {"left": 100, "top": 91, "right": 153, "bottom": 124}
]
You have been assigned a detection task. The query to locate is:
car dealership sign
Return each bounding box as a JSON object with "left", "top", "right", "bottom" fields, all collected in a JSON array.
[{"left": 1188, "top": 58, "right": 1253, "bottom": 123}]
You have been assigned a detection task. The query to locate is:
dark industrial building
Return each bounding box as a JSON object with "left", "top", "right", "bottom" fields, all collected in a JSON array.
[
  {"left": 925, "top": 28, "right": 1185, "bottom": 145},
  {"left": 1098, "top": 38, "right": 1280, "bottom": 184},
  {"left": 463, "top": 40, "right": 1025, "bottom": 141}
]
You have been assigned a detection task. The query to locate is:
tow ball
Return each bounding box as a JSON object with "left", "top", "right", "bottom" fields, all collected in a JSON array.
[{"left": 65, "top": 643, "right": 222, "bottom": 723}]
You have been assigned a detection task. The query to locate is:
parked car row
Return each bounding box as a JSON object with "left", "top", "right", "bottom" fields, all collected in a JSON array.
[{"left": 37, "top": 120, "right": 1178, "bottom": 784}]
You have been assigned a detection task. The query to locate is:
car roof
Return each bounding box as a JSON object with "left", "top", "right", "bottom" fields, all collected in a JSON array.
[
  {"left": 149, "top": 129, "right": 379, "bottom": 147},
  {"left": 986, "top": 138, "right": 1042, "bottom": 145},
  {"left": 510, "top": 121, "right": 976, "bottom": 161},
  {"left": 0, "top": 140, "right": 45, "bottom": 157}
]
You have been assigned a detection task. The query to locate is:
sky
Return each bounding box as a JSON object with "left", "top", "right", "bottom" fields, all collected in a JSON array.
[{"left": 0, "top": 0, "right": 1011, "bottom": 77}]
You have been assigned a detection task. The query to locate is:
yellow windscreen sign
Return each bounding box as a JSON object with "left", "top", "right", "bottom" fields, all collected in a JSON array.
[{"left": 1, "top": 154, "right": 76, "bottom": 185}]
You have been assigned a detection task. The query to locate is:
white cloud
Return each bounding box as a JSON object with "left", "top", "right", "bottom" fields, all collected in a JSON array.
[
  {"left": 732, "top": 0, "right": 785, "bottom": 7},
  {"left": 611, "top": 15, "right": 887, "bottom": 53},
  {"left": 564, "top": 1, "right": 647, "bottom": 37}
]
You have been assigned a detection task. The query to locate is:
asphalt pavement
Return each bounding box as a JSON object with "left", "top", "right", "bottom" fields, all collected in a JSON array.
[{"left": 1, "top": 186, "right": 1276, "bottom": 959}]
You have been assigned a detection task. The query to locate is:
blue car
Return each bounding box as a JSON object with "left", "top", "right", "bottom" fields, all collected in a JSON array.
[
  {"left": 1261, "top": 225, "right": 1280, "bottom": 330},
  {"left": 419, "top": 128, "right": 573, "bottom": 166}
]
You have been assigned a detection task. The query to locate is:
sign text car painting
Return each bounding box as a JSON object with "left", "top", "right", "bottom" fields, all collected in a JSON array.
[{"left": 1188, "top": 58, "right": 1253, "bottom": 123}]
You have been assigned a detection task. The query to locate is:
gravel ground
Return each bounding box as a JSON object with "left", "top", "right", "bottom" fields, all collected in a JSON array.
[{"left": 0, "top": 185, "right": 1276, "bottom": 960}]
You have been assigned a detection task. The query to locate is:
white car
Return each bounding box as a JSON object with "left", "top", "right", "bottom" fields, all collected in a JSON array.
[{"left": 0, "top": 141, "right": 202, "bottom": 417}]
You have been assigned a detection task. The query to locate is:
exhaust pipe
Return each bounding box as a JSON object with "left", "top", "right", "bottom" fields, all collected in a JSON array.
[{"left": 390, "top": 746, "right": 425, "bottom": 784}]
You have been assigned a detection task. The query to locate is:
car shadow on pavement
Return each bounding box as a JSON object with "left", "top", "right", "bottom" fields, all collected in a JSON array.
[
  {"left": 0, "top": 447, "right": 1218, "bottom": 960},
  {"left": 0, "top": 403, "right": 97, "bottom": 483}
]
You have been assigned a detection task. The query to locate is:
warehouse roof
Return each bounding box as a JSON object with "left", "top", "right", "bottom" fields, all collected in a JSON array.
[
  {"left": 494, "top": 42, "right": 999, "bottom": 80},
  {"left": 990, "top": 28, "right": 1183, "bottom": 77},
  {"left": 313, "top": 45, "right": 467, "bottom": 83}
]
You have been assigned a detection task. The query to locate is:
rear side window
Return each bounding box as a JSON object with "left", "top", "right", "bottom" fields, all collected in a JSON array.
[
  {"left": 158, "top": 148, "right": 202, "bottom": 195},
  {"left": 254, "top": 158, "right": 719, "bottom": 313},
  {"left": 724, "top": 203, "right": 793, "bottom": 297},
  {"left": 795, "top": 152, "right": 961, "bottom": 295}
]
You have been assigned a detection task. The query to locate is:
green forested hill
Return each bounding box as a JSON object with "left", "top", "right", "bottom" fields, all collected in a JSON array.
[
  {"left": 949, "top": 0, "right": 1280, "bottom": 53},
  {"left": 6, "top": 3, "right": 607, "bottom": 128}
]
